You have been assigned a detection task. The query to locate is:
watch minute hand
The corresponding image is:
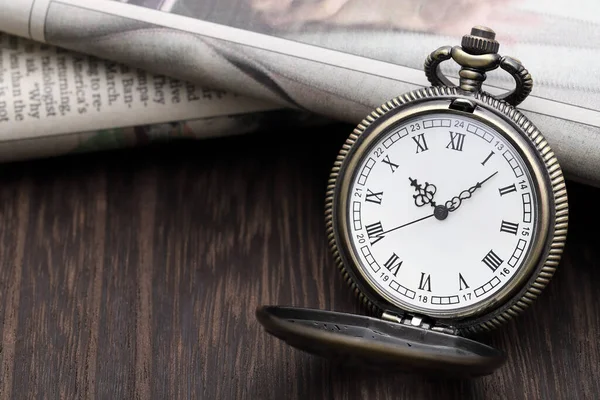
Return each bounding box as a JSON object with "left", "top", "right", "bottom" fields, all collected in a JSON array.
[{"left": 445, "top": 171, "right": 498, "bottom": 212}]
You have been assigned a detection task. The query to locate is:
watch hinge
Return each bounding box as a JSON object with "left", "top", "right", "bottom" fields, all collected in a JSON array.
[
  {"left": 382, "top": 311, "right": 458, "bottom": 334},
  {"left": 381, "top": 310, "right": 433, "bottom": 329},
  {"left": 431, "top": 325, "right": 458, "bottom": 335}
]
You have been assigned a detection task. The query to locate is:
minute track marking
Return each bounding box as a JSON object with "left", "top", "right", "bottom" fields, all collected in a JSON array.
[
  {"left": 348, "top": 105, "right": 542, "bottom": 316},
  {"left": 342, "top": 103, "right": 553, "bottom": 322}
]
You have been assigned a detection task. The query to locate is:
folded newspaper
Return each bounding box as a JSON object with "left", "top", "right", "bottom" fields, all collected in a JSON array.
[
  {"left": 1, "top": 0, "right": 599, "bottom": 187},
  {"left": 0, "top": 33, "right": 320, "bottom": 162}
]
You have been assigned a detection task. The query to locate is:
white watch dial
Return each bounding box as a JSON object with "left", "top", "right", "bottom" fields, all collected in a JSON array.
[{"left": 346, "top": 112, "right": 539, "bottom": 315}]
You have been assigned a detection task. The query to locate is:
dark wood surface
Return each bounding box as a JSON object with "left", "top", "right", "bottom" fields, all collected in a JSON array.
[{"left": 0, "top": 124, "right": 598, "bottom": 399}]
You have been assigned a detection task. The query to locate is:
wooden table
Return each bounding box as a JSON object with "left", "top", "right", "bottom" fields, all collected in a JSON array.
[{"left": 0, "top": 124, "right": 597, "bottom": 399}]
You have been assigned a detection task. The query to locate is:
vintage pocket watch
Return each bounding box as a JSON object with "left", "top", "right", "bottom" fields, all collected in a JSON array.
[{"left": 256, "top": 26, "right": 568, "bottom": 377}]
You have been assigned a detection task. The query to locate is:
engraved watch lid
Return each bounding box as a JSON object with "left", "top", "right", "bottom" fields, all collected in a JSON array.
[{"left": 256, "top": 305, "right": 506, "bottom": 378}]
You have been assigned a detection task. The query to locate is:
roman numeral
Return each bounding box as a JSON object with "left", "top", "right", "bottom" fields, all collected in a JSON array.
[
  {"left": 482, "top": 250, "right": 503, "bottom": 272},
  {"left": 446, "top": 131, "right": 465, "bottom": 151},
  {"left": 383, "top": 253, "right": 402, "bottom": 277},
  {"left": 412, "top": 133, "right": 429, "bottom": 153},
  {"left": 498, "top": 183, "right": 517, "bottom": 196},
  {"left": 500, "top": 220, "right": 519, "bottom": 235},
  {"left": 481, "top": 150, "right": 495, "bottom": 166},
  {"left": 459, "top": 273, "right": 469, "bottom": 291},
  {"left": 365, "top": 189, "right": 383, "bottom": 204},
  {"left": 382, "top": 155, "right": 399, "bottom": 173},
  {"left": 365, "top": 221, "right": 385, "bottom": 245},
  {"left": 418, "top": 272, "right": 431, "bottom": 292}
]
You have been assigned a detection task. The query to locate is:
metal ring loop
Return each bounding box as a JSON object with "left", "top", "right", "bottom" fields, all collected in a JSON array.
[
  {"left": 424, "top": 47, "right": 533, "bottom": 107},
  {"left": 494, "top": 56, "right": 533, "bottom": 107},
  {"left": 424, "top": 45, "right": 455, "bottom": 88}
]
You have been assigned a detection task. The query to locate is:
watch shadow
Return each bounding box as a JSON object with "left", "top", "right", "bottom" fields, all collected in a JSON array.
[{"left": 268, "top": 353, "right": 481, "bottom": 400}]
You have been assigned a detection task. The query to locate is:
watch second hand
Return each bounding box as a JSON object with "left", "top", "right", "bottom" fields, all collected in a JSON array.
[{"left": 381, "top": 213, "right": 435, "bottom": 236}]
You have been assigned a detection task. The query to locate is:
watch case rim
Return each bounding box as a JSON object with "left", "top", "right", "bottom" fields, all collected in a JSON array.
[{"left": 324, "top": 86, "right": 568, "bottom": 334}]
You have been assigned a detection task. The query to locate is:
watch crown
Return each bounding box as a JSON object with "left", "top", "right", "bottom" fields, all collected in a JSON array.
[{"left": 461, "top": 26, "right": 500, "bottom": 55}]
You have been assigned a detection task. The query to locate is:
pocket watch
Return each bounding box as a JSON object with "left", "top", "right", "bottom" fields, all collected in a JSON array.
[{"left": 256, "top": 26, "right": 568, "bottom": 377}]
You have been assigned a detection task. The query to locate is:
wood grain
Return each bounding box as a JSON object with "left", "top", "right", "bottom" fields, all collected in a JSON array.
[{"left": 0, "top": 125, "right": 598, "bottom": 399}]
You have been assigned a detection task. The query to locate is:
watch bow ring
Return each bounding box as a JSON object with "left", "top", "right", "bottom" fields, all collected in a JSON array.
[
  {"left": 256, "top": 25, "right": 568, "bottom": 379},
  {"left": 424, "top": 26, "right": 533, "bottom": 107}
]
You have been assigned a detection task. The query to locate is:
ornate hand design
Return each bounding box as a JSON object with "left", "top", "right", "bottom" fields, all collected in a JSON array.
[
  {"left": 444, "top": 171, "right": 498, "bottom": 213},
  {"left": 409, "top": 177, "right": 437, "bottom": 207}
]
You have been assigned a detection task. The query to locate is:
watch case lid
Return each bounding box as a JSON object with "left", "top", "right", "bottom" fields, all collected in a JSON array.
[{"left": 256, "top": 305, "right": 506, "bottom": 378}]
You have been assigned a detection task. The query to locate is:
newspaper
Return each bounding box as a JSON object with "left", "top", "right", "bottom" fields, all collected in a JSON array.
[
  {"left": 0, "top": 32, "right": 294, "bottom": 161},
  {"left": 1, "top": 0, "right": 599, "bottom": 186}
]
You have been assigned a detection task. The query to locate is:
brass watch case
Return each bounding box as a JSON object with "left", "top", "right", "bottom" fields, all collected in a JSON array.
[{"left": 324, "top": 86, "right": 568, "bottom": 335}]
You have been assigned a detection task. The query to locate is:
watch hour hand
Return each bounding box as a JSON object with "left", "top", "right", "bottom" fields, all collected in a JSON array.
[{"left": 409, "top": 177, "right": 437, "bottom": 207}]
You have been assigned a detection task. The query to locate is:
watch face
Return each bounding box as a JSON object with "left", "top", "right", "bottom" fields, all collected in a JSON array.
[{"left": 342, "top": 110, "right": 542, "bottom": 318}]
